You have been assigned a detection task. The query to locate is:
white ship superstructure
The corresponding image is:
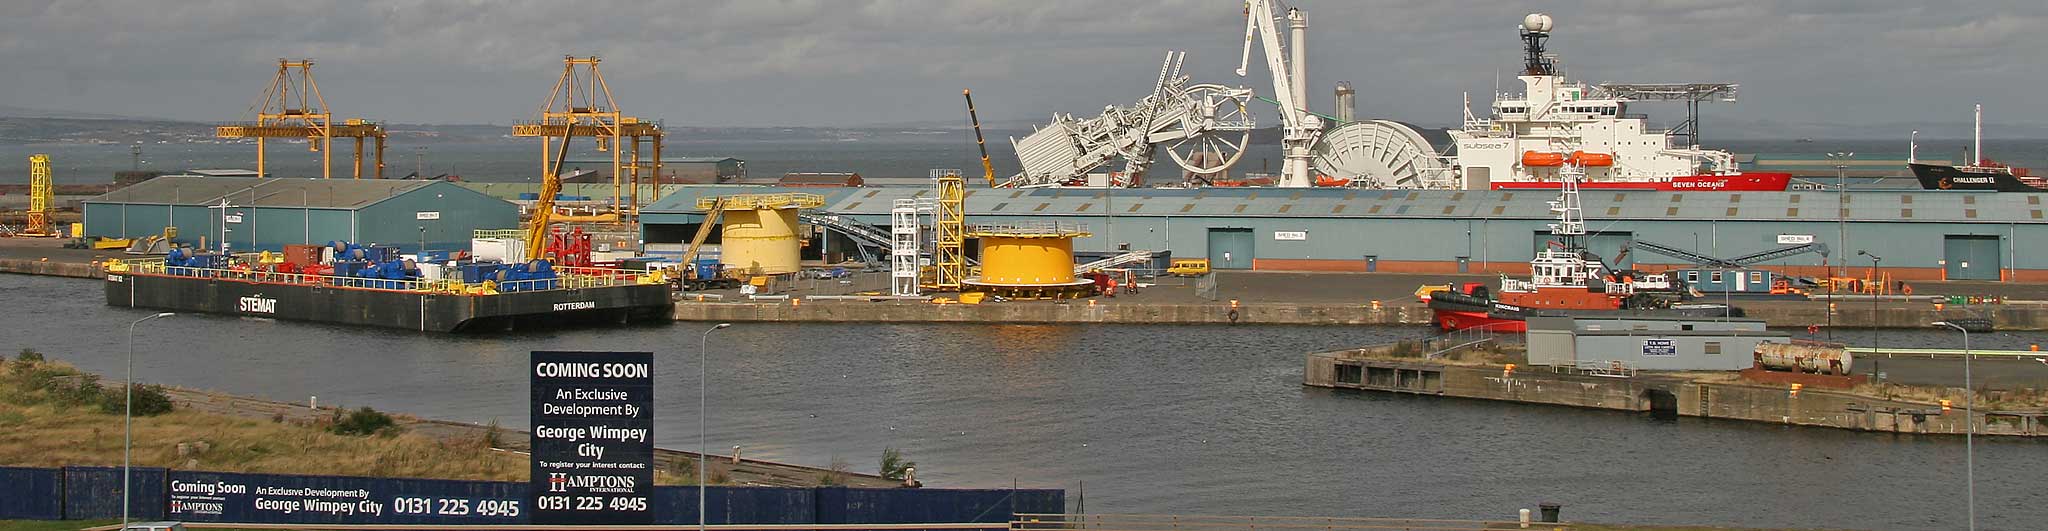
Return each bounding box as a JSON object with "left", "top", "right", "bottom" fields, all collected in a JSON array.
[{"left": 1448, "top": 14, "right": 1741, "bottom": 189}]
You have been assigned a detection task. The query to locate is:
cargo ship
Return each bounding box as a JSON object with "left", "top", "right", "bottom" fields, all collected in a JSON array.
[
  {"left": 1428, "top": 164, "right": 1737, "bottom": 332},
  {"left": 102, "top": 242, "right": 673, "bottom": 332},
  {"left": 1910, "top": 104, "right": 2043, "bottom": 192},
  {"left": 1449, "top": 14, "right": 1791, "bottom": 192}
]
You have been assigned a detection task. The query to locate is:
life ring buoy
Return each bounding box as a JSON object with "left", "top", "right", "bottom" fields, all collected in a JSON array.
[{"left": 1902, "top": 284, "right": 1913, "bottom": 296}]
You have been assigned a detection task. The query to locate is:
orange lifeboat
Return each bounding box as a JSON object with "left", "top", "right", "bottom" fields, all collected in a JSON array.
[
  {"left": 1521, "top": 151, "right": 1566, "bottom": 167},
  {"left": 1314, "top": 174, "right": 1352, "bottom": 187},
  {"left": 1572, "top": 151, "right": 1615, "bottom": 166}
]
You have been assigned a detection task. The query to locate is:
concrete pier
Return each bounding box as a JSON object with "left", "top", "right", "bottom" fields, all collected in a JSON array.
[
  {"left": 1304, "top": 351, "right": 2048, "bottom": 437},
  {"left": 0, "top": 258, "right": 102, "bottom": 279}
]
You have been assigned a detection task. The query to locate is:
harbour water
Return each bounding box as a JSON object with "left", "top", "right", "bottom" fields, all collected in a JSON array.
[{"left": 7, "top": 274, "right": 2045, "bottom": 530}]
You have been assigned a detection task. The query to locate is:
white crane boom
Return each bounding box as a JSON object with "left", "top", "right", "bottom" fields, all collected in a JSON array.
[{"left": 1237, "top": 0, "right": 1320, "bottom": 187}]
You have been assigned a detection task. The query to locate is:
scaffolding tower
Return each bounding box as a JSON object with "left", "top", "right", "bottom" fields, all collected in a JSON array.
[
  {"left": 891, "top": 199, "right": 921, "bottom": 296},
  {"left": 930, "top": 169, "right": 967, "bottom": 290},
  {"left": 214, "top": 59, "right": 387, "bottom": 179},
  {"left": 510, "top": 56, "right": 666, "bottom": 221}
]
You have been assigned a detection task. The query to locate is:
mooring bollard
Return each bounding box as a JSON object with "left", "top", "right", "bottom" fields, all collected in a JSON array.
[
  {"left": 309, "top": 395, "right": 317, "bottom": 409},
  {"left": 1518, "top": 508, "right": 1531, "bottom": 528}
]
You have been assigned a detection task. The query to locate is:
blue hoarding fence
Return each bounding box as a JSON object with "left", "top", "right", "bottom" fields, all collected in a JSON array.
[
  {"left": 0, "top": 467, "right": 64, "bottom": 520},
  {"left": 0, "top": 466, "right": 1063, "bottom": 525},
  {"left": 63, "top": 466, "right": 166, "bottom": 521}
]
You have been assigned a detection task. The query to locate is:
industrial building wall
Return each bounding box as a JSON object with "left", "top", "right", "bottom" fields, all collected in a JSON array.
[
  {"left": 1574, "top": 334, "right": 1778, "bottom": 372},
  {"left": 355, "top": 182, "right": 519, "bottom": 253},
  {"left": 83, "top": 203, "right": 222, "bottom": 249}
]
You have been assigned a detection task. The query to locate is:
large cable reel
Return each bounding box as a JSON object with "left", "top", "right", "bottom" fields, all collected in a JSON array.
[
  {"left": 1311, "top": 120, "right": 1454, "bottom": 188},
  {"left": 1163, "top": 84, "right": 1256, "bottom": 175}
]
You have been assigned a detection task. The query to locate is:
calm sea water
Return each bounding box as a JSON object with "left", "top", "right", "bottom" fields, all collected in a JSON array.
[
  {"left": 6, "top": 274, "right": 2045, "bottom": 530},
  {"left": 4, "top": 138, "right": 2044, "bottom": 185}
]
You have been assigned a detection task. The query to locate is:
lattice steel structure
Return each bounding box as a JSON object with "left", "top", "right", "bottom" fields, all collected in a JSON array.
[
  {"left": 931, "top": 169, "right": 967, "bottom": 290},
  {"left": 215, "top": 59, "right": 387, "bottom": 179},
  {"left": 23, "top": 154, "right": 55, "bottom": 236},
  {"left": 890, "top": 199, "right": 921, "bottom": 296},
  {"left": 511, "top": 56, "right": 666, "bottom": 219}
]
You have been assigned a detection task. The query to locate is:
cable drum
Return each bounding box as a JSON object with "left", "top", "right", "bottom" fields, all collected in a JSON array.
[{"left": 1311, "top": 120, "right": 1455, "bottom": 188}]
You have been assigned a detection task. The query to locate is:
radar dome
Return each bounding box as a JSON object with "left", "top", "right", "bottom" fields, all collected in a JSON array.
[{"left": 1522, "top": 13, "right": 1553, "bottom": 33}]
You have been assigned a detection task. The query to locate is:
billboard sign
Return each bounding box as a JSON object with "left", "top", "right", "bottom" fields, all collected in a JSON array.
[{"left": 530, "top": 351, "right": 655, "bottom": 525}]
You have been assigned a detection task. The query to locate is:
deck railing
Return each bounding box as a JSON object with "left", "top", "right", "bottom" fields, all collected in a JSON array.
[{"left": 107, "top": 257, "right": 654, "bottom": 295}]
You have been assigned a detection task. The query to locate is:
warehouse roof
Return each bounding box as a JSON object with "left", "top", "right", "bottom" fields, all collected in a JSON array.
[
  {"left": 640, "top": 185, "right": 2048, "bottom": 224},
  {"left": 87, "top": 176, "right": 443, "bottom": 209}
]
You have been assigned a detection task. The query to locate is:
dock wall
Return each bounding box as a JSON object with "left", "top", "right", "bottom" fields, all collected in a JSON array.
[
  {"left": 675, "top": 301, "right": 2048, "bottom": 330},
  {"left": 0, "top": 258, "right": 102, "bottom": 279},
  {"left": 1305, "top": 352, "right": 2047, "bottom": 437}
]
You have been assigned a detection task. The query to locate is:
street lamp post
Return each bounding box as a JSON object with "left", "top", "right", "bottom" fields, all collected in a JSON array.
[
  {"left": 124, "top": 312, "right": 175, "bottom": 531},
  {"left": 1829, "top": 152, "right": 1854, "bottom": 278},
  {"left": 698, "top": 323, "right": 731, "bottom": 531},
  {"left": 1860, "top": 251, "right": 1882, "bottom": 350},
  {"left": 1932, "top": 320, "right": 1975, "bottom": 531}
]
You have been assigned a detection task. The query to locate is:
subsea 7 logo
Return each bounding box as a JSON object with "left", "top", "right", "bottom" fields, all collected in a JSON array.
[{"left": 548, "top": 473, "right": 569, "bottom": 493}]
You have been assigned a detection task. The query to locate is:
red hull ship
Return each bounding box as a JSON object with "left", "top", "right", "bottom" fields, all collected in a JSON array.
[
  {"left": 1492, "top": 172, "right": 1791, "bottom": 192},
  {"left": 1431, "top": 163, "right": 1737, "bottom": 332}
]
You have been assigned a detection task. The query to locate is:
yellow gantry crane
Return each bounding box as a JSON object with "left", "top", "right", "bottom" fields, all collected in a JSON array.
[
  {"left": 214, "top": 59, "right": 387, "bottom": 179},
  {"left": 510, "top": 56, "right": 667, "bottom": 224},
  {"left": 21, "top": 154, "right": 57, "bottom": 237}
]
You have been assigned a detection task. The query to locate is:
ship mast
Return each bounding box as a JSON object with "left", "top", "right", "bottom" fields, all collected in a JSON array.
[
  {"left": 1548, "top": 162, "right": 1586, "bottom": 251},
  {"left": 1974, "top": 103, "right": 1983, "bottom": 166},
  {"left": 1521, "top": 14, "right": 1556, "bottom": 76}
]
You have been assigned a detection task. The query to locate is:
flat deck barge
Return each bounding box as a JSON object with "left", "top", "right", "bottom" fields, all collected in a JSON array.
[{"left": 104, "top": 258, "right": 672, "bottom": 332}]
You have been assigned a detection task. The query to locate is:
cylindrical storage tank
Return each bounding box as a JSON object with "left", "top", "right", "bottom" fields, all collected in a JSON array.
[
  {"left": 1754, "top": 342, "right": 1854, "bottom": 375},
  {"left": 976, "top": 236, "right": 1078, "bottom": 285},
  {"left": 719, "top": 208, "right": 802, "bottom": 275}
]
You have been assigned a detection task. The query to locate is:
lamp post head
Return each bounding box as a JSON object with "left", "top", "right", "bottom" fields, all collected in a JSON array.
[
  {"left": 714, "top": 323, "right": 732, "bottom": 330},
  {"left": 153, "top": 312, "right": 176, "bottom": 318}
]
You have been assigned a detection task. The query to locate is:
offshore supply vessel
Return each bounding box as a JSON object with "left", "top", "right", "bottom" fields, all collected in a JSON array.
[
  {"left": 1448, "top": 14, "right": 1792, "bottom": 192},
  {"left": 103, "top": 241, "right": 673, "bottom": 332},
  {"left": 1427, "top": 164, "right": 1738, "bottom": 332}
]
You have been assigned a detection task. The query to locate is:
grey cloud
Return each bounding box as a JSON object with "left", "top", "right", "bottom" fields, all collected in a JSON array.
[{"left": 2, "top": 0, "right": 2042, "bottom": 133}]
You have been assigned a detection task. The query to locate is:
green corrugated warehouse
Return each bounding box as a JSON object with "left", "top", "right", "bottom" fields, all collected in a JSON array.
[{"left": 83, "top": 176, "right": 519, "bottom": 253}]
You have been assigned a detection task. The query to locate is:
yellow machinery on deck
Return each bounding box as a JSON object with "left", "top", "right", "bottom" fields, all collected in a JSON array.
[
  {"left": 19, "top": 154, "right": 58, "bottom": 237},
  {"left": 213, "top": 59, "right": 387, "bottom": 179}
]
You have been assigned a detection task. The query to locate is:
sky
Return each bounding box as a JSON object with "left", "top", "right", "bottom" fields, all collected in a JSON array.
[{"left": 4, "top": 0, "right": 2045, "bottom": 135}]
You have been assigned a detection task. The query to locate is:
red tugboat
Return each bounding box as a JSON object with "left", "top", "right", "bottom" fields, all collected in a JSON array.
[{"left": 1428, "top": 162, "right": 1737, "bottom": 332}]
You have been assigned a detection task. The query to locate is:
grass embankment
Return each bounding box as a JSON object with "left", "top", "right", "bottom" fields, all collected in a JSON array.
[{"left": 0, "top": 350, "right": 527, "bottom": 482}]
